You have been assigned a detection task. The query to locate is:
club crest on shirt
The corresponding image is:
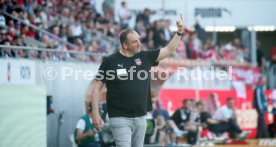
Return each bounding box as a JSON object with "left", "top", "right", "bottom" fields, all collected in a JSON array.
[{"left": 135, "top": 58, "right": 142, "bottom": 65}]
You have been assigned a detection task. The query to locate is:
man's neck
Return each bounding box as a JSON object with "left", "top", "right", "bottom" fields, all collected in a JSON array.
[{"left": 120, "top": 49, "right": 134, "bottom": 57}]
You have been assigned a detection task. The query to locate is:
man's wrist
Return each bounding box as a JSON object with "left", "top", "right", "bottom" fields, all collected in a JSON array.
[{"left": 92, "top": 111, "right": 100, "bottom": 116}]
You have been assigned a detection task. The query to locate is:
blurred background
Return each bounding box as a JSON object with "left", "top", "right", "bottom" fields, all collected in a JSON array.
[{"left": 0, "top": 0, "right": 276, "bottom": 147}]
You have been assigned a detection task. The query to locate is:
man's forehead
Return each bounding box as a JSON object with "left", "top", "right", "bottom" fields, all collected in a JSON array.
[{"left": 127, "top": 31, "right": 139, "bottom": 40}]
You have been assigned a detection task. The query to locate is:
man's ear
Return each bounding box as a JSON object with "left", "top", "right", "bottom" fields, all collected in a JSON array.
[{"left": 122, "top": 42, "right": 128, "bottom": 50}]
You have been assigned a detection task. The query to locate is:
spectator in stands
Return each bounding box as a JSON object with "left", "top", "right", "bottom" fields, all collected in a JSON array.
[
  {"left": 70, "top": 17, "right": 83, "bottom": 39},
  {"left": 0, "top": 12, "right": 6, "bottom": 27},
  {"left": 139, "top": 8, "right": 151, "bottom": 29},
  {"left": 56, "top": 36, "right": 69, "bottom": 60},
  {"left": 134, "top": 14, "right": 147, "bottom": 43},
  {"left": 194, "top": 21, "right": 205, "bottom": 41},
  {"left": 153, "top": 99, "right": 170, "bottom": 121},
  {"left": 268, "top": 47, "right": 276, "bottom": 89},
  {"left": 118, "top": 1, "right": 132, "bottom": 29},
  {"left": 1, "top": 40, "right": 15, "bottom": 57},
  {"left": 271, "top": 47, "right": 276, "bottom": 64},
  {"left": 198, "top": 39, "right": 217, "bottom": 61},
  {"left": 190, "top": 31, "right": 201, "bottom": 56},
  {"left": 239, "top": 45, "right": 250, "bottom": 62},
  {"left": 175, "top": 33, "right": 189, "bottom": 58},
  {"left": 75, "top": 38, "right": 86, "bottom": 61},
  {"left": 213, "top": 97, "right": 247, "bottom": 139},
  {"left": 206, "top": 93, "right": 220, "bottom": 115},
  {"left": 13, "top": 35, "right": 27, "bottom": 58},
  {"left": 87, "top": 40, "right": 103, "bottom": 62},
  {"left": 171, "top": 99, "right": 198, "bottom": 144},
  {"left": 18, "top": 10, "right": 30, "bottom": 24},
  {"left": 150, "top": 115, "right": 168, "bottom": 145},
  {"left": 253, "top": 76, "right": 269, "bottom": 138},
  {"left": 256, "top": 41, "right": 266, "bottom": 67},
  {"left": 148, "top": 20, "right": 165, "bottom": 49},
  {"left": 220, "top": 42, "right": 236, "bottom": 60},
  {"left": 29, "top": 45, "right": 39, "bottom": 59},
  {"left": 102, "top": 0, "right": 115, "bottom": 21},
  {"left": 162, "top": 19, "right": 172, "bottom": 45},
  {"left": 232, "top": 38, "right": 241, "bottom": 50}
]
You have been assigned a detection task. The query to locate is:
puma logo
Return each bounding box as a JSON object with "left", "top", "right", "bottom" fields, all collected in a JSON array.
[{"left": 118, "top": 64, "right": 123, "bottom": 68}]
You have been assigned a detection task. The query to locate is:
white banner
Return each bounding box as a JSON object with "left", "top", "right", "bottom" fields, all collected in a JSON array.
[
  {"left": 113, "top": 0, "right": 276, "bottom": 28},
  {"left": 0, "top": 59, "right": 36, "bottom": 84}
]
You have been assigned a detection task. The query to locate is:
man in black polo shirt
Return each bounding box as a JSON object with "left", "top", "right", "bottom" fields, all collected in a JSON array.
[{"left": 91, "top": 15, "right": 184, "bottom": 147}]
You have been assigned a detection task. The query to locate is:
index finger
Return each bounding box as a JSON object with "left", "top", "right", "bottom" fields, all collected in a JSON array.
[{"left": 180, "top": 14, "right": 183, "bottom": 20}]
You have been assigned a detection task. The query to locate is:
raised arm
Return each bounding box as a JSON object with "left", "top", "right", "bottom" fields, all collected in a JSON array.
[{"left": 156, "top": 14, "right": 184, "bottom": 61}]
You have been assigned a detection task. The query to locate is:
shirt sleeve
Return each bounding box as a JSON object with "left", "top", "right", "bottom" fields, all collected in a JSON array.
[
  {"left": 76, "top": 119, "right": 85, "bottom": 130},
  {"left": 95, "top": 57, "right": 110, "bottom": 83},
  {"left": 170, "top": 109, "right": 180, "bottom": 125},
  {"left": 201, "top": 112, "right": 211, "bottom": 123},
  {"left": 222, "top": 106, "right": 232, "bottom": 119},
  {"left": 144, "top": 49, "right": 160, "bottom": 66}
]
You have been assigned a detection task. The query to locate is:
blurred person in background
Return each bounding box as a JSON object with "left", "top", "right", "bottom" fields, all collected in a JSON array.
[
  {"left": 102, "top": 0, "right": 115, "bottom": 21},
  {"left": 150, "top": 115, "right": 168, "bottom": 145},
  {"left": 1, "top": 40, "right": 15, "bottom": 57},
  {"left": 148, "top": 20, "right": 165, "bottom": 49},
  {"left": 170, "top": 99, "right": 198, "bottom": 144},
  {"left": 197, "top": 100, "right": 249, "bottom": 140},
  {"left": 153, "top": 99, "right": 170, "bottom": 121},
  {"left": 256, "top": 41, "right": 266, "bottom": 67},
  {"left": 268, "top": 47, "right": 276, "bottom": 89},
  {"left": 206, "top": 93, "right": 220, "bottom": 116},
  {"left": 198, "top": 39, "right": 218, "bottom": 61},
  {"left": 253, "top": 76, "right": 269, "bottom": 138},
  {"left": 74, "top": 106, "right": 102, "bottom": 147},
  {"left": 162, "top": 19, "right": 172, "bottom": 45},
  {"left": 213, "top": 97, "right": 249, "bottom": 139},
  {"left": 118, "top": 1, "right": 132, "bottom": 29}
]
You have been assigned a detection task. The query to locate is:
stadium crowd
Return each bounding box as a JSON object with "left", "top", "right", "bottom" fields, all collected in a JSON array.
[{"left": 0, "top": 0, "right": 269, "bottom": 68}]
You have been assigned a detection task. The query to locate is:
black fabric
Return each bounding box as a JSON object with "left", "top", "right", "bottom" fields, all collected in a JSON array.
[
  {"left": 96, "top": 49, "right": 160, "bottom": 118},
  {"left": 208, "top": 118, "right": 242, "bottom": 139},
  {"left": 78, "top": 143, "right": 101, "bottom": 147},
  {"left": 257, "top": 49, "right": 265, "bottom": 67},
  {"left": 170, "top": 109, "right": 191, "bottom": 130},
  {"left": 256, "top": 111, "right": 269, "bottom": 138},
  {"left": 187, "top": 130, "right": 198, "bottom": 145},
  {"left": 268, "top": 122, "right": 276, "bottom": 137},
  {"left": 200, "top": 111, "right": 242, "bottom": 139},
  {"left": 200, "top": 112, "right": 211, "bottom": 124}
]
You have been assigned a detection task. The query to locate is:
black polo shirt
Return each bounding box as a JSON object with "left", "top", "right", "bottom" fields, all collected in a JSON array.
[{"left": 96, "top": 49, "right": 160, "bottom": 118}]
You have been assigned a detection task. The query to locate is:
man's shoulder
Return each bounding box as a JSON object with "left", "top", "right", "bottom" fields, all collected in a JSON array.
[
  {"left": 105, "top": 52, "right": 119, "bottom": 59},
  {"left": 101, "top": 52, "right": 120, "bottom": 63}
]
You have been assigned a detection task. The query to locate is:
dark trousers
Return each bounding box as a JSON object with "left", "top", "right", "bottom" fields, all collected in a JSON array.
[
  {"left": 187, "top": 130, "right": 198, "bottom": 145},
  {"left": 268, "top": 123, "right": 276, "bottom": 137},
  {"left": 256, "top": 112, "right": 269, "bottom": 138},
  {"left": 79, "top": 143, "right": 101, "bottom": 147},
  {"left": 209, "top": 118, "right": 242, "bottom": 139}
]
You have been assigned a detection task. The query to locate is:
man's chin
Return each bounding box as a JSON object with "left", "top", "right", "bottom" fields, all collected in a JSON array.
[{"left": 137, "top": 48, "right": 141, "bottom": 52}]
